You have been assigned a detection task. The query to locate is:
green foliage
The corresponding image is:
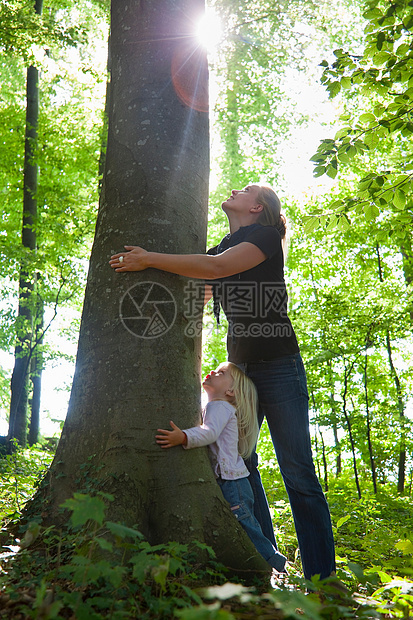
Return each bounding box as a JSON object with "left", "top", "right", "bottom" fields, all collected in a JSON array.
[
  {"left": 1, "top": 484, "right": 411, "bottom": 619},
  {"left": 284, "top": 190, "right": 413, "bottom": 497},
  {"left": 0, "top": 490, "right": 226, "bottom": 619},
  {"left": 2, "top": 447, "right": 413, "bottom": 618},
  {"left": 0, "top": 0, "right": 108, "bottom": 427},
  {"left": 307, "top": 0, "right": 413, "bottom": 240},
  {"left": 0, "top": 444, "right": 53, "bottom": 528}
]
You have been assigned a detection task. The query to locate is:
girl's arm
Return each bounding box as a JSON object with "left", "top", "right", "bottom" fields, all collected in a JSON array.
[
  {"left": 156, "top": 419, "right": 220, "bottom": 449},
  {"left": 156, "top": 402, "right": 232, "bottom": 450},
  {"left": 109, "top": 242, "right": 266, "bottom": 279}
]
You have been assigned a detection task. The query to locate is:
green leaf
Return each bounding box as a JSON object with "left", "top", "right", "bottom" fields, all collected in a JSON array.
[
  {"left": 359, "top": 113, "right": 376, "bottom": 123},
  {"left": 326, "top": 165, "right": 338, "bottom": 179},
  {"left": 152, "top": 555, "right": 170, "bottom": 590},
  {"left": 340, "top": 76, "right": 352, "bottom": 89},
  {"left": 131, "top": 553, "right": 151, "bottom": 583},
  {"left": 95, "top": 537, "right": 113, "bottom": 552},
  {"left": 395, "top": 174, "right": 410, "bottom": 185},
  {"left": 373, "top": 51, "right": 392, "bottom": 66},
  {"left": 363, "top": 8, "right": 382, "bottom": 19},
  {"left": 337, "top": 151, "right": 350, "bottom": 163},
  {"left": 327, "top": 81, "right": 341, "bottom": 97},
  {"left": 334, "top": 127, "right": 352, "bottom": 139},
  {"left": 61, "top": 493, "right": 106, "bottom": 527},
  {"left": 330, "top": 200, "right": 345, "bottom": 211},
  {"left": 376, "top": 31, "right": 386, "bottom": 51},
  {"left": 326, "top": 215, "right": 339, "bottom": 231},
  {"left": 363, "top": 132, "right": 380, "bottom": 148},
  {"left": 395, "top": 539, "right": 413, "bottom": 554},
  {"left": 348, "top": 562, "right": 367, "bottom": 582},
  {"left": 375, "top": 229, "right": 390, "bottom": 242},
  {"left": 313, "top": 166, "right": 326, "bottom": 178},
  {"left": 363, "top": 203, "right": 380, "bottom": 220},
  {"left": 106, "top": 521, "right": 145, "bottom": 540},
  {"left": 337, "top": 514, "right": 351, "bottom": 528},
  {"left": 337, "top": 214, "right": 351, "bottom": 231},
  {"left": 303, "top": 217, "right": 320, "bottom": 234},
  {"left": 393, "top": 190, "right": 406, "bottom": 209},
  {"left": 309, "top": 154, "right": 326, "bottom": 163}
]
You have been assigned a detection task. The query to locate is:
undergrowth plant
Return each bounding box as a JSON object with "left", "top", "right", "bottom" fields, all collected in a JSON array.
[
  {"left": 1, "top": 447, "right": 413, "bottom": 618},
  {"left": 0, "top": 492, "right": 229, "bottom": 619},
  {"left": 0, "top": 443, "right": 54, "bottom": 529}
]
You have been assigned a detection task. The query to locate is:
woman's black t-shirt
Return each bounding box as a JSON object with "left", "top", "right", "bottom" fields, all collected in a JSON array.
[{"left": 207, "top": 224, "right": 299, "bottom": 364}]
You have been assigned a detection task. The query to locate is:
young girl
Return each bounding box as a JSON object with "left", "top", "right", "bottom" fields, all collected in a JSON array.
[{"left": 155, "top": 361, "right": 287, "bottom": 573}]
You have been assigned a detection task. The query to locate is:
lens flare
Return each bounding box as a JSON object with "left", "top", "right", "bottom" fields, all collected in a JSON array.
[{"left": 196, "top": 10, "right": 222, "bottom": 50}]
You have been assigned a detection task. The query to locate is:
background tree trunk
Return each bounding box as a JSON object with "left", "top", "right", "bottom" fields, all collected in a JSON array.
[
  {"left": 28, "top": 288, "right": 43, "bottom": 446},
  {"left": 363, "top": 347, "right": 377, "bottom": 494},
  {"left": 342, "top": 360, "right": 362, "bottom": 499},
  {"left": 33, "top": 0, "right": 270, "bottom": 575},
  {"left": 376, "top": 244, "right": 406, "bottom": 493},
  {"left": 8, "top": 0, "right": 43, "bottom": 448}
]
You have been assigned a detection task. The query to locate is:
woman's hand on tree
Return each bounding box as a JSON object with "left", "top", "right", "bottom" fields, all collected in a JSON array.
[
  {"left": 156, "top": 421, "right": 187, "bottom": 448},
  {"left": 109, "top": 245, "right": 149, "bottom": 271}
]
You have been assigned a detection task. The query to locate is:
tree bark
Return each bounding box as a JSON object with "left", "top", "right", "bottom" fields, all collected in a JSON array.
[
  {"left": 32, "top": 0, "right": 270, "bottom": 576},
  {"left": 342, "top": 360, "right": 361, "bottom": 499},
  {"left": 363, "top": 347, "right": 377, "bottom": 494},
  {"left": 327, "top": 360, "right": 342, "bottom": 477},
  {"left": 29, "top": 288, "right": 43, "bottom": 446}
]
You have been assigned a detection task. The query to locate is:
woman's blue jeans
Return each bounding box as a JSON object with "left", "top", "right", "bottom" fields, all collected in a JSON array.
[
  {"left": 217, "top": 476, "right": 287, "bottom": 572},
  {"left": 239, "top": 353, "right": 336, "bottom": 580}
]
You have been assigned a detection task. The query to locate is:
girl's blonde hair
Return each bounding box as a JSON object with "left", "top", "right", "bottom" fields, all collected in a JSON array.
[
  {"left": 226, "top": 363, "right": 259, "bottom": 459},
  {"left": 255, "top": 185, "right": 287, "bottom": 240}
]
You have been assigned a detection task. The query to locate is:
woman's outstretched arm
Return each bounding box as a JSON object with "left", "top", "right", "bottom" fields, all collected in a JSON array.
[{"left": 109, "top": 242, "right": 266, "bottom": 280}]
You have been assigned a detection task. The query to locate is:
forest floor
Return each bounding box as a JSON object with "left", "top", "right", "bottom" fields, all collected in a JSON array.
[{"left": 1, "top": 445, "right": 413, "bottom": 619}]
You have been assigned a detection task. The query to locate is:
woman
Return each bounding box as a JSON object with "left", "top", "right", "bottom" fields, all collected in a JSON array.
[{"left": 109, "top": 184, "right": 335, "bottom": 580}]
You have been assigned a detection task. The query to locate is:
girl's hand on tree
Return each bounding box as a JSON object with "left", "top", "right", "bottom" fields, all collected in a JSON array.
[
  {"left": 109, "top": 245, "right": 150, "bottom": 271},
  {"left": 156, "top": 421, "right": 187, "bottom": 448}
]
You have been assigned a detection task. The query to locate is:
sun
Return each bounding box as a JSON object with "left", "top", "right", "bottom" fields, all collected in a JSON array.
[{"left": 196, "top": 9, "right": 223, "bottom": 51}]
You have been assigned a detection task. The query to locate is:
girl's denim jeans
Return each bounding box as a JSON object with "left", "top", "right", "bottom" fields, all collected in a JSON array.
[
  {"left": 217, "top": 476, "right": 287, "bottom": 572},
  {"left": 239, "top": 353, "right": 336, "bottom": 580}
]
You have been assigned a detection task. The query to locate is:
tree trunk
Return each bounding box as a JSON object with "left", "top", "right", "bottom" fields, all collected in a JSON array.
[
  {"left": 32, "top": 0, "right": 270, "bottom": 576},
  {"left": 385, "top": 332, "right": 406, "bottom": 493},
  {"left": 8, "top": 0, "right": 43, "bottom": 448},
  {"left": 400, "top": 237, "right": 413, "bottom": 326},
  {"left": 342, "top": 361, "right": 361, "bottom": 499},
  {"left": 29, "top": 289, "right": 43, "bottom": 446},
  {"left": 319, "top": 428, "right": 328, "bottom": 492},
  {"left": 376, "top": 244, "right": 406, "bottom": 493},
  {"left": 327, "top": 360, "right": 342, "bottom": 476},
  {"left": 363, "top": 348, "right": 377, "bottom": 494}
]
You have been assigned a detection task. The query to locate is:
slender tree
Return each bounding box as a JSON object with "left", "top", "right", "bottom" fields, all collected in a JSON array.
[
  {"left": 342, "top": 359, "right": 362, "bottom": 499},
  {"left": 363, "top": 344, "right": 377, "bottom": 494},
  {"left": 31, "top": 0, "right": 270, "bottom": 574},
  {"left": 8, "top": 0, "right": 43, "bottom": 448},
  {"left": 28, "top": 289, "right": 43, "bottom": 446},
  {"left": 376, "top": 243, "right": 406, "bottom": 493}
]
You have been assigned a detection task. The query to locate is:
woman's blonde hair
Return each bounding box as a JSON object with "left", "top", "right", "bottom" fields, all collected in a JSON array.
[
  {"left": 226, "top": 362, "right": 259, "bottom": 459},
  {"left": 255, "top": 185, "right": 287, "bottom": 240}
]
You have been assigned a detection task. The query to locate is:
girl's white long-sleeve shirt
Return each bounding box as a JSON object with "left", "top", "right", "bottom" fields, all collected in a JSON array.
[{"left": 183, "top": 400, "right": 250, "bottom": 480}]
